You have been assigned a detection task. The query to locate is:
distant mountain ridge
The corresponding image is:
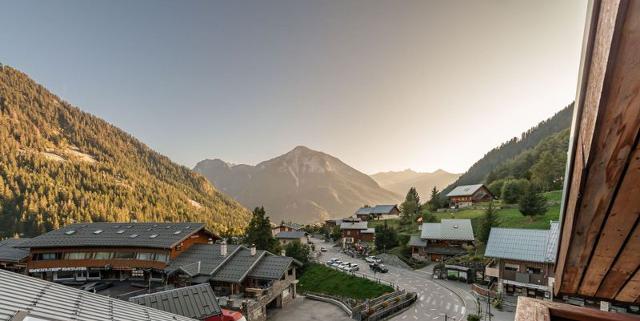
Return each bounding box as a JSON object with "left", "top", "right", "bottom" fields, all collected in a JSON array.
[
  {"left": 195, "top": 146, "right": 402, "bottom": 224},
  {"left": 371, "top": 169, "right": 460, "bottom": 199},
  {"left": 0, "top": 65, "right": 251, "bottom": 238},
  {"left": 441, "top": 103, "right": 574, "bottom": 197}
]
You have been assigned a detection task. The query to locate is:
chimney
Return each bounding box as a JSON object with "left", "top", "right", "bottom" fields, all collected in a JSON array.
[
  {"left": 250, "top": 244, "right": 256, "bottom": 256},
  {"left": 221, "top": 240, "right": 227, "bottom": 256}
]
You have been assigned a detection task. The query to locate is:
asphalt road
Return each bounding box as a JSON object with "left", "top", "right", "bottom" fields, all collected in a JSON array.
[{"left": 313, "top": 238, "right": 468, "bottom": 321}]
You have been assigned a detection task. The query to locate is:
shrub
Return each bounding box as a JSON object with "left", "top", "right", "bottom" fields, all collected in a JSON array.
[{"left": 467, "top": 314, "right": 481, "bottom": 321}]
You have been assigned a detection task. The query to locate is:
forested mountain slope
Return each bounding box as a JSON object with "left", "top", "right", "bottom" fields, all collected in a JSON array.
[
  {"left": 441, "top": 104, "right": 574, "bottom": 197},
  {"left": 0, "top": 65, "right": 251, "bottom": 238}
]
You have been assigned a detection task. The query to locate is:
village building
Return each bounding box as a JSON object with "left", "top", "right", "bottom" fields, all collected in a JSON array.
[
  {"left": 339, "top": 221, "right": 375, "bottom": 243},
  {"left": 408, "top": 219, "right": 474, "bottom": 262},
  {"left": 324, "top": 216, "right": 361, "bottom": 228},
  {"left": 130, "top": 283, "right": 244, "bottom": 321},
  {"left": 270, "top": 222, "right": 303, "bottom": 237},
  {"left": 0, "top": 238, "right": 30, "bottom": 273},
  {"left": 274, "top": 231, "right": 308, "bottom": 246},
  {"left": 16, "top": 222, "right": 218, "bottom": 282},
  {"left": 354, "top": 205, "right": 401, "bottom": 221},
  {"left": 0, "top": 269, "right": 197, "bottom": 321},
  {"left": 446, "top": 184, "right": 494, "bottom": 208},
  {"left": 484, "top": 222, "right": 560, "bottom": 300},
  {"left": 165, "top": 242, "right": 301, "bottom": 321}
]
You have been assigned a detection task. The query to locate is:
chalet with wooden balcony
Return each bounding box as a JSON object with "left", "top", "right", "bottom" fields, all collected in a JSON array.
[
  {"left": 354, "top": 205, "right": 400, "bottom": 221},
  {"left": 409, "top": 219, "right": 475, "bottom": 262},
  {"left": 340, "top": 221, "right": 375, "bottom": 243},
  {"left": 271, "top": 222, "right": 303, "bottom": 237},
  {"left": 165, "top": 242, "right": 301, "bottom": 321},
  {"left": 0, "top": 238, "right": 30, "bottom": 273},
  {"left": 16, "top": 222, "right": 219, "bottom": 282},
  {"left": 484, "top": 222, "right": 560, "bottom": 300},
  {"left": 446, "top": 184, "right": 493, "bottom": 208},
  {"left": 275, "top": 231, "right": 309, "bottom": 246}
]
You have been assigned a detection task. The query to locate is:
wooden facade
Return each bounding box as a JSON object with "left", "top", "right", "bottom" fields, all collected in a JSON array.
[
  {"left": 448, "top": 185, "right": 493, "bottom": 208},
  {"left": 341, "top": 229, "right": 374, "bottom": 243},
  {"left": 554, "top": 0, "right": 640, "bottom": 305}
]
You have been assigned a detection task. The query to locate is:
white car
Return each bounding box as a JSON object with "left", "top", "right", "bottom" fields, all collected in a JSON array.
[
  {"left": 348, "top": 263, "right": 359, "bottom": 271},
  {"left": 367, "top": 256, "right": 382, "bottom": 264},
  {"left": 364, "top": 256, "right": 375, "bottom": 263},
  {"left": 338, "top": 263, "right": 350, "bottom": 271}
]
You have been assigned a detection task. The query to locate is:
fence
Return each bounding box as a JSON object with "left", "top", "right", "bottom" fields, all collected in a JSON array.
[{"left": 352, "top": 290, "right": 417, "bottom": 321}]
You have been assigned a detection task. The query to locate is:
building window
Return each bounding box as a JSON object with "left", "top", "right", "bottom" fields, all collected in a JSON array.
[
  {"left": 154, "top": 253, "right": 168, "bottom": 262},
  {"left": 114, "top": 252, "right": 135, "bottom": 259},
  {"left": 94, "top": 252, "right": 112, "bottom": 260},
  {"left": 38, "top": 253, "right": 61, "bottom": 260},
  {"left": 65, "top": 252, "right": 89, "bottom": 260},
  {"left": 136, "top": 253, "right": 154, "bottom": 261},
  {"left": 505, "top": 263, "right": 519, "bottom": 271}
]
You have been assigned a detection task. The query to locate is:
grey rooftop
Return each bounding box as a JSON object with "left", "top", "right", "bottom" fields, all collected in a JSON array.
[
  {"left": 275, "top": 231, "right": 307, "bottom": 239},
  {"left": 129, "top": 283, "right": 222, "bottom": 319},
  {"left": 484, "top": 221, "right": 560, "bottom": 263},
  {"left": 0, "top": 269, "right": 196, "bottom": 321},
  {"left": 446, "top": 184, "right": 485, "bottom": 197},
  {"left": 17, "top": 222, "right": 210, "bottom": 249},
  {"left": 0, "top": 238, "right": 30, "bottom": 263},
  {"left": 420, "top": 219, "right": 475, "bottom": 241}
]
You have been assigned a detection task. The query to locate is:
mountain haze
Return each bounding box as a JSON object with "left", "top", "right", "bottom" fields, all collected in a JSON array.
[
  {"left": 371, "top": 169, "right": 461, "bottom": 199},
  {"left": 0, "top": 65, "right": 251, "bottom": 238},
  {"left": 195, "top": 146, "right": 402, "bottom": 224}
]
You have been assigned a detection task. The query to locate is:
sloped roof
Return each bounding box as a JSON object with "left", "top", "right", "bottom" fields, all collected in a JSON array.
[
  {"left": 211, "top": 248, "right": 266, "bottom": 283},
  {"left": 129, "top": 284, "right": 222, "bottom": 319},
  {"left": 275, "top": 231, "right": 307, "bottom": 239},
  {"left": 18, "top": 222, "right": 212, "bottom": 249},
  {"left": 484, "top": 221, "right": 560, "bottom": 263},
  {"left": 0, "top": 238, "right": 30, "bottom": 262},
  {"left": 408, "top": 235, "right": 427, "bottom": 247},
  {"left": 0, "top": 269, "right": 196, "bottom": 321},
  {"left": 340, "top": 222, "right": 369, "bottom": 230},
  {"left": 420, "top": 219, "right": 474, "bottom": 241},
  {"left": 247, "top": 254, "right": 295, "bottom": 280},
  {"left": 360, "top": 228, "right": 376, "bottom": 234},
  {"left": 371, "top": 205, "right": 399, "bottom": 214},
  {"left": 355, "top": 207, "right": 373, "bottom": 215},
  {"left": 166, "top": 244, "right": 241, "bottom": 276},
  {"left": 446, "top": 184, "right": 485, "bottom": 197}
]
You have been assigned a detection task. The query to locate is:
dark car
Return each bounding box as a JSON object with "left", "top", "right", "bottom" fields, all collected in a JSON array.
[{"left": 369, "top": 263, "right": 388, "bottom": 273}]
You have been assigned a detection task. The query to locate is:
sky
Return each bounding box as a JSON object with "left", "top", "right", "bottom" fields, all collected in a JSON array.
[{"left": 0, "top": 0, "right": 588, "bottom": 174}]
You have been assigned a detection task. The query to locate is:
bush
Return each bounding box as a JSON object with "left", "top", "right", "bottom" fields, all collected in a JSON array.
[
  {"left": 501, "top": 178, "right": 530, "bottom": 204},
  {"left": 467, "top": 314, "right": 481, "bottom": 321}
]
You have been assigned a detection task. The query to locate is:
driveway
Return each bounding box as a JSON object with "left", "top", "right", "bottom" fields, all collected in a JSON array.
[
  {"left": 313, "top": 238, "right": 468, "bottom": 321},
  {"left": 268, "top": 296, "right": 351, "bottom": 321}
]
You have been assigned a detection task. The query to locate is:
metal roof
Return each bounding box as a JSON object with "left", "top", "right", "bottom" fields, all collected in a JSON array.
[
  {"left": 370, "top": 205, "right": 399, "bottom": 214},
  {"left": 247, "top": 254, "right": 295, "bottom": 280},
  {"left": 484, "top": 222, "right": 560, "bottom": 263},
  {"left": 361, "top": 228, "right": 375, "bottom": 234},
  {"left": 211, "top": 248, "right": 265, "bottom": 283},
  {"left": 355, "top": 207, "right": 373, "bottom": 215},
  {"left": 168, "top": 244, "right": 298, "bottom": 283},
  {"left": 0, "top": 238, "right": 30, "bottom": 263},
  {"left": 275, "top": 231, "right": 307, "bottom": 239},
  {"left": 446, "top": 184, "right": 485, "bottom": 197},
  {"left": 18, "top": 222, "right": 210, "bottom": 250},
  {"left": 0, "top": 269, "right": 196, "bottom": 321},
  {"left": 129, "top": 284, "right": 222, "bottom": 319},
  {"left": 408, "top": 235, "right": 427, "bottom": 247},
  {"left": 340, "top": 222, "right": 369, "bottom": 230},
  {"left": 420, "top": 219, "right": 474, "bottom": 241},
  {"left": 166, "top": 244, "right": 241, "bottom": 276}
]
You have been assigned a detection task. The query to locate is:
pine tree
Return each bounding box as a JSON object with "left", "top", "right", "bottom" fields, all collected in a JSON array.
[
  {"left": 284, "top": 241, "right": 311, "bottom": 266},
  {"left": 400, "top": 187, "right": 420, "bottom": 223},
  {"left": 244, "top": 207, "right": 280, "bottom": 253},
  {"left": 427, "top": 186, "right": 441, "bottom": 211},
  {"left": 374, "top": 221, "right": 398, "bottom": 252},
  {"left": 479, "top": 201, "right": 499, "bottom": 243},
  {"left": 518, "top": 187, "right": 548, "bottom": 219}
]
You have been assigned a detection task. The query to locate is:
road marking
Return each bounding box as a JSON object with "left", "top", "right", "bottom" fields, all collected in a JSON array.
[
  {"left": 432, "top": 316, "right": 439, "bottom": 320},
  {"left": 425, "top": 297, "right": 431, "bottom": 303},
  {"left": 454, "top": 304, "right": 459, "bottom": 312},
  {"left": 430, "top": 308, "right": 437, "bottom": 311},
  {"left": 446, "top": 302, "right": 451, "bottom": 310},
  {"left": 461, "top": 307, "right": 466, "bottom": 315},
  {"left": 413, "top": 316, "right": 418, "bottom": 320},
  {"left": 402, "top": 315, "right": 407, "bottom": 319}
]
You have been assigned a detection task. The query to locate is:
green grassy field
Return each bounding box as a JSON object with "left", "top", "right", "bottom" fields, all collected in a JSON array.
[{"left": 297, "top": 263, "right": 393, "bottom": 299}]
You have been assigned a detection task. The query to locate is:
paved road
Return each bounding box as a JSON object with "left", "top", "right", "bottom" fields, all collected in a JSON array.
[
  {"left": 314, "top": 238, "right": 468, "bottom": 321},
  {"left": 269, "top": 296, "right": 351, "bottom": 321}
]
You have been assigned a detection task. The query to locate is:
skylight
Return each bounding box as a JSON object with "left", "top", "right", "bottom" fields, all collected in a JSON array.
[
  {"left": 149, "top": 234, "right": 158, "bottom": 238},
  {"left": 93, "top": 230, "right": 103, "bottom": 234},
  {"left": 116, "top": 230, "right": 125, "bottom": 234},
  {"left": 64, "top": 230, "right": 76, "bottom": 235},
  {"left": 173, "top": 231, "right": 181, "bottom": 235},
  {"left": 129, "top": 234, "right": 139, "bottom": 238}
]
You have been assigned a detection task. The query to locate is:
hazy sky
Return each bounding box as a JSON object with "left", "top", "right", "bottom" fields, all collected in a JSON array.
[{"left": 1, "top": 0, "right": 587, "bottom": 174}]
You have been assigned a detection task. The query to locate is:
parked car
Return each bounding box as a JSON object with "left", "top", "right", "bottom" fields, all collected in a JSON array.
[
  {"left": 369, "top": 263, "right": 388, "bottom": 273},
  {"left": 320, "top": 247, "right": 327, "bottom": 252},
  {"left": 370, "top": 256, "right": 383, "bottom": 263},
  {"left": 348, "top": 263, "right": 359, "bottom": 271}
]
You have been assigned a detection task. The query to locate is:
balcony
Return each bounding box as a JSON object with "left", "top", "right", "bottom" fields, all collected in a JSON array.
[{"left": 502, "top": 270, "right": 547, "bottom": 286}]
